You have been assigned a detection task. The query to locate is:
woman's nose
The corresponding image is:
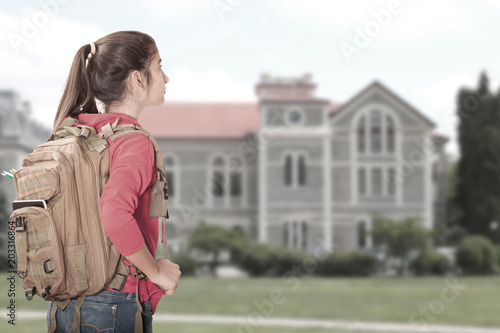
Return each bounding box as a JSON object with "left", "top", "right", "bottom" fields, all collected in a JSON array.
[{"left": 164, "top": 73, "right": 169, "bottom": 84}]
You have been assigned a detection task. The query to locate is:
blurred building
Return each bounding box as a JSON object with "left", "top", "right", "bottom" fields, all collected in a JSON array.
[
  {"left": 0, "top": 90, "right": 51, "bottom": 262},
  {"left": 140, "top": 73, "right": 449, "bottom": 254},
  {"left": 0, "top": 91, "right": 52, "bottom": 205}
]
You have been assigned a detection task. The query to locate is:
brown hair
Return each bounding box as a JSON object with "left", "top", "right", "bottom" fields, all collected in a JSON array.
[{"left": 53, "top": 31, "right": 158, "bottom": 128}]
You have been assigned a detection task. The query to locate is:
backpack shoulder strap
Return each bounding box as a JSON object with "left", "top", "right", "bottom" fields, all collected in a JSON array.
[{"left": 109, "top": 126, "right": 167, "bottom": 183}]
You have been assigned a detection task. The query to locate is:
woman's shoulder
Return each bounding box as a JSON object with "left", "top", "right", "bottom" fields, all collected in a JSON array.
[{"left": 111, "top": 132, "right": 153, "bottom": 151}]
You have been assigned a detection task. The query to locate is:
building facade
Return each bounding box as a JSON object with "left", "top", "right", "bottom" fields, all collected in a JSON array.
[{"left": 139, "top": 73, "right": 448, "bottom": 254}]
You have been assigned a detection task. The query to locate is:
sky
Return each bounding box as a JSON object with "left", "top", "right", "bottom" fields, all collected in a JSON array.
[{"left": 1, "top": 0, "right": 499, "bottom": 157}]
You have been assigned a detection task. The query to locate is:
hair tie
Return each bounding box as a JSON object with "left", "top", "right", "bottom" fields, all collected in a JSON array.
[{"left": 85, "top": 42, "right": 96, "bottom": 69}]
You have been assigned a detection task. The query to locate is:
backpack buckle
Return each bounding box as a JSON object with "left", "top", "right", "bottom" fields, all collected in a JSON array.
[
  {"left": 43, "top": 259, "right": 55, "bottom": 274},
  {"left": 41, "top": 286, "right": 51, "bottom": 301},
  {"left": 15, "top": 217, "right": 26, "bottom": 232},
  {"left": 25, "top": 287, "right": 36, "bottom": 301},
  {"left": 110, "top": 273, "right": 127, "bottom": 291}
]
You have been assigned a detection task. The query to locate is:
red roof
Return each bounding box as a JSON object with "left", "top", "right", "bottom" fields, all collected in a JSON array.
[
  {"left": 139, "top": 102, "right": 259, "bottom": 139},
  {"left": 139, "top": 101, "right": 341, "bottom": 139}
]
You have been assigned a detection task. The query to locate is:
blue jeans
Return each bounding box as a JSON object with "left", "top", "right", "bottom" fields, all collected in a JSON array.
[{"left": 46, "top": 290, "right": 153, "bottom": 332}]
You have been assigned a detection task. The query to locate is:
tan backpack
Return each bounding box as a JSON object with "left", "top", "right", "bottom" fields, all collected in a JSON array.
[{"left": 9, "top": 117, "right": 169, "bottom": 333}]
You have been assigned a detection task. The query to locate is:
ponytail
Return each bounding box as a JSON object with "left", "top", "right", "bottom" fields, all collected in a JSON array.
[
  {"left": 53, "top": 43, "right": 98, "bottom": 129},
  {"left": 52, "top": 31, "right": 157, "bottom": 130}
]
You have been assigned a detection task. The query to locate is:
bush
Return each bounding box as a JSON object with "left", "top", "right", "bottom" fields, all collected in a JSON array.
[
  {"left": 237, "top": 244, "right": 307, "bottom": 277},
  {"left": 270, "top": 247, "right": 307, "bottom": 276},
  {"left": 238, "top": 243, "right": 275, "bottom": 276},
  {"left": 444, "top": 226, "right": 468, "bottom": 246},
  {"left": 170, "top": 252, "right": 197, "bottom": 276},
  {"left": 456, "top": 235, "right": 498, "bottom": 275},
  {"left": 410, "top": 251, "right": 453, "bottom": 276},
  {"left": 316, "top": 252, "right": 377, "bottom": 276}
]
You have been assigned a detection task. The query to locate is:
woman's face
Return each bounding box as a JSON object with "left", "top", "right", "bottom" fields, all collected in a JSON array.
[{"left": 145, "top": 49, "right": 169, "bottom": 106}]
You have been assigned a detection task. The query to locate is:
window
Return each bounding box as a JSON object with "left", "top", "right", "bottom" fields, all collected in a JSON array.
[
  {"left": 371, "top": 168, "right": 383, "bottom": 196},
  {"left": 284, "top": 153, "right": 307, "bottom": 187},
  {"left": 164, "top": 156, "right": 175, "bottom": 197},
  {"left": 213, "top": 171, "right": 225, "bottom": 197},
  {"left": 387, "top": 167, "right": 396, "bottom": 195},
  {"left": 357, "top": 115, "right": 366, "bottom": 153},
  {"left": 358, "top": 168, "right": 366, "bottom": 196},
  {"left": 284, "top": 220, "right": 308, "bottom": 250},
  {"left": 230, "top": 172, "right": 241, "bottom": 196},
  {"left": 229, "top": 157, "right": 242, "bottom": 197},
  {"left": 298, "top": 155, "right": 306, "bottom": 186},
  {"left": 212, "top": 157, "right": 226, "bottom": 197},
  {"left": 284, "top": 155, "right": 292, "bottom": 186},
  {"left": 370, "top": 110, "right": 382, "bottom": 153},
  {"left": 358, "top": 110, "right": 396, "bottom": 155},
  {"left": 357, "top": 221, "right": 367, "bottom": 249},
  {"left": 386, "top": 116, "right": 395, "bottom": 153}
]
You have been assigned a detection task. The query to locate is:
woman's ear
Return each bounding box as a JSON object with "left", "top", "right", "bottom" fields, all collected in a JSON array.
[
  {"left": 130, "top": 69, "right": 145, "bottom": 89},
  {"left": 124, "top": 70, "right": 146, "bottom": 100}
]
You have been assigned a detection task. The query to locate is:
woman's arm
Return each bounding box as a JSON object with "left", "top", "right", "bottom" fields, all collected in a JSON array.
[
  {"left": 125, "top": 244, "right": 181, "bottom": 295},
  {"left": 100, "top": 134, "right": 181, "bottom": 293}
]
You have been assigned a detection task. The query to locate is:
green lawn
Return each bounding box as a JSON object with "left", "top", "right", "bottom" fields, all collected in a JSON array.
[
  {"left": 0, "top": 319, "right": 424, "bottom": 333},
  {"left": 1, "top": 273, "right": 499, "bottom": 330}
]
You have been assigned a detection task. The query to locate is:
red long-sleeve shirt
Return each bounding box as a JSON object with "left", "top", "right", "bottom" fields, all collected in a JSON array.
[{"left": 72, "top": 112, "right": 164, "bottom": 313}]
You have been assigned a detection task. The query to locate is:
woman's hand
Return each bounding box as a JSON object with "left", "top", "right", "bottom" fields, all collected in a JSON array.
[
  {"left": 125, "top": 245, "right": 181, "bottom": 295},
  {"left": 148, "top": 258, "right": 182, "bottom": 295}
]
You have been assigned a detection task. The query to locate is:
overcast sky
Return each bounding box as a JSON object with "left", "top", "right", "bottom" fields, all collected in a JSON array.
[{"left": 1, "top": 0, "right": 499, "bottom": 157}]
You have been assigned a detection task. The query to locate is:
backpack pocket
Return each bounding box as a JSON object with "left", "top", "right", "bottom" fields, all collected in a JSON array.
[
  {"left": 14, "top": 166, "right": 60, "bottom": 201},
  {"left": 9, "top": 206, "right": 65, "bottom": 301}
]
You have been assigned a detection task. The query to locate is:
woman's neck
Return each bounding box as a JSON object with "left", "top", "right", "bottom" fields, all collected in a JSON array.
[{"left": 106, "top": 101, "right": 144, "bottom": 120}]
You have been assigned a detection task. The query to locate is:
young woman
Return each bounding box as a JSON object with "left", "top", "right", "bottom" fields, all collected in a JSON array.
[{"left": 46, "top": 31, "right": 181, "bottom": 332}]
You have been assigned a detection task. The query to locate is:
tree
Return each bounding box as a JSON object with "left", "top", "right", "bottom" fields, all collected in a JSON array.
[
  {"left": 371, "top": 214, "right": 430, "bottom": 276},
  {"left": 454, "top": 73, "right": 500, "bottom": 243},
  {"left": 187, "top": 221, "right": 249, "bottom": 275}
]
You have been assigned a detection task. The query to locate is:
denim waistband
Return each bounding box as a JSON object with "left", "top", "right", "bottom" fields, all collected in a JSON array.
[{"left": 71, "top": 289, "right": 137, "bottom": 302}]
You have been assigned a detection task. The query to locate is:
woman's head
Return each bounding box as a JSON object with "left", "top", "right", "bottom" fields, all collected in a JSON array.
[{"left": 53, "top": 30, "right": 165, "bottom": 128}]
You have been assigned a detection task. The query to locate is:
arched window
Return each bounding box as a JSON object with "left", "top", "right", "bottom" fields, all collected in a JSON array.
[
  {"left": 387, "top": 167, "right": 396, "bottom": 195},
  {"left": 284, "top": 154, "right": 292, "bottom": 186},
  {"left": 298, "top": 154, "right": 306, "bottom": 186},
  {"left": 212, "top": 157, "right": 225, "bottom": 197},
  {"left": 229, "top": 157, "right": 242, "bottom": 197},
  {"left": 371, "top": 168, "right": 383, "bottom": 196},
  {"left": 370, "top": 110, "right": 382, "bottom": 153},
  {"left": 386, "top": 115, "right": 395, "bottom": 153},
  {"left": 358, "top": 168, "right": 366, "bottom": 196},
  {"left": 357, "top": 115, "right": 366, "bottom": 153},
  {"left": 357, "top": 221, "right": 367, "bottom": 249},
  {"left": 163, "top": 156, "right": 175, "bottom": 197}
]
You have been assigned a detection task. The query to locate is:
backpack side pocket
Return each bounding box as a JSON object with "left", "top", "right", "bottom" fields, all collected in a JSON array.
[{"left": 10, "top": 206, "right": 65, "bottom": 301}]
